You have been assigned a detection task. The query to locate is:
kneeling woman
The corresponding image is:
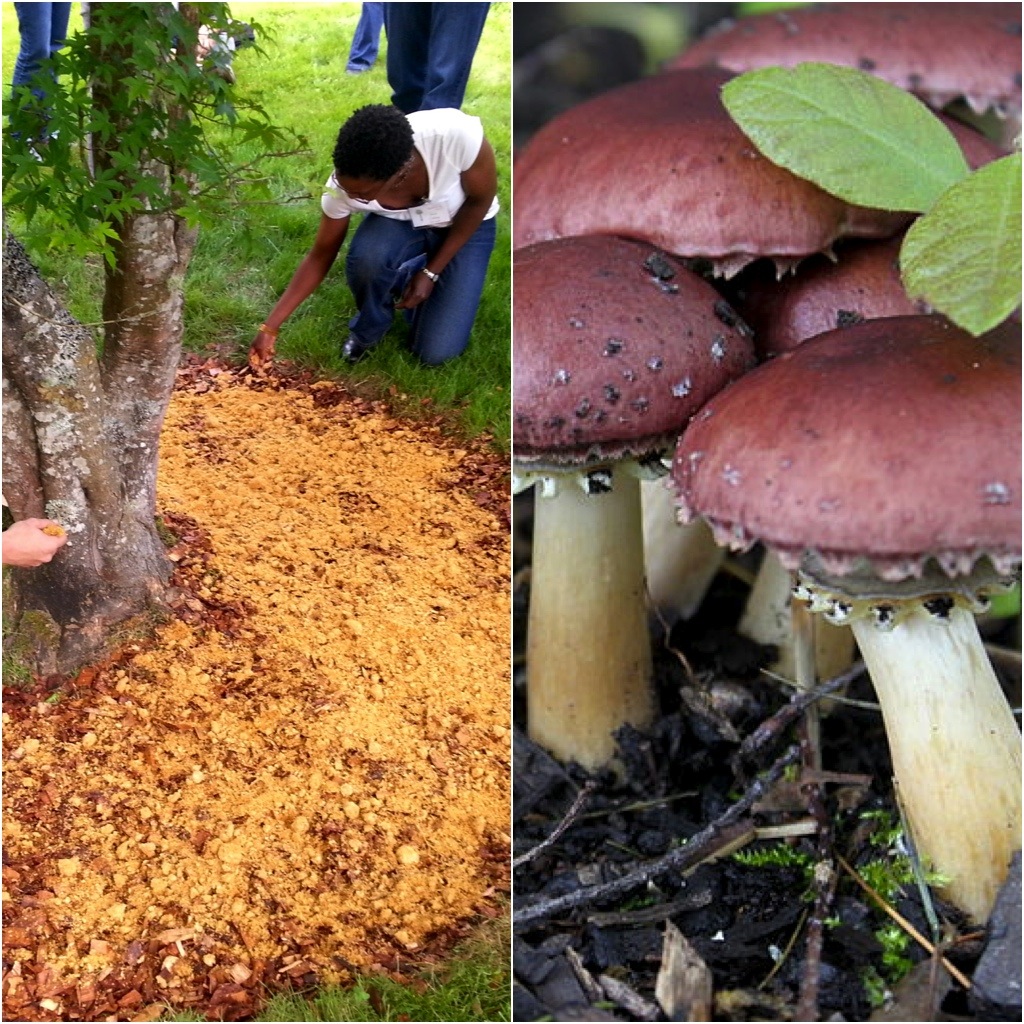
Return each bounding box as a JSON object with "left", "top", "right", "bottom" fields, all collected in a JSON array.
[{"left": 250, "top": 104, "right": 498, "bottom": 367}]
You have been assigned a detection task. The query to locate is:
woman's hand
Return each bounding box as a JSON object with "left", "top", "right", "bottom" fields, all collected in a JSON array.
[
  {"left": 396, "top": 270, "right": 436, "bottom": 310},
  {"left": 2, "top": 519, "right": 68, "bottom": 567},
  {"left": 249, "top": 214, "right": 351, "bottom": 371},
  {"left": 249, "top": 328, "right": 277, "bottom": 370}
]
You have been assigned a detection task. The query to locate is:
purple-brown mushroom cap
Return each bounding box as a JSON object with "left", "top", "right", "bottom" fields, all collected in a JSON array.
[
  {"left": 733, "top": 237, "right": 927, "bottom": 359},
  {"left": 941, "top": 113, "right": 1014, "bottom": 167},
  {"left": 672, "top": 315, "right": 1022, "bottom": 581},
  {"left": 512, "top": 68, "right": 909, "bottom": 277},
  {"left": 672, "top": 3, "right": 1022, "bottom": 118},
  {"left": 514, "top": 235, "right": 756, "bottom": 467}
]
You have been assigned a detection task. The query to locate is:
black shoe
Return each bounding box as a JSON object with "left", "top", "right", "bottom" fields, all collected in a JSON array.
[{"left": 341, "top": 334, "right": 374, "bottom": 363}]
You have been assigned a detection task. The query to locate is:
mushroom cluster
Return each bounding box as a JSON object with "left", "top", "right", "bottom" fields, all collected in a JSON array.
[{"left": 514, "top": 9, "right": 1022, "bottom": 925}]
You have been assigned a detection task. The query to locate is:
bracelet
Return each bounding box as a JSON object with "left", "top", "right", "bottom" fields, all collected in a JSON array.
[
  {"left": 420, "top": 268, "right": 439, "bottom": 283},
  {"left": 258, "top": 323, "right": 279, "bottom": 338}
]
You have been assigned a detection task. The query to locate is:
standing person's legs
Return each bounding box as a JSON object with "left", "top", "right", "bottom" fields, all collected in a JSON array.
[
  {"left": 344, "top": 215, "right": 430, "bottom": 357},
  {"left": 382, "top": 2, "right": 429, "bottom": 114},
  {"left": 12, "top": 2, "right": 71, "bottom": 99},
  {"left": 418, "top": 3, "right": 490, "bottom": 111},
  {"left": 409, "top": 217, "right": 496, "bottom": 365},
  {"left": 346, "top": 2, "right": 384, "bottom": 74}
]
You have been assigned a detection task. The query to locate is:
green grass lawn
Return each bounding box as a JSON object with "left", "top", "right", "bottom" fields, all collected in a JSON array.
[
  {"left": 164, "top": 909, "right": 511, "bottom": 1022},
  {"left": 1, "top": 1, "right": 512, "bottom": 448}
]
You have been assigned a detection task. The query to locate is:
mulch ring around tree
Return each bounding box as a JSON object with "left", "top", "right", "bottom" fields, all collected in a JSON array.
[
  {"left": 2, "top": 358, "right": 512, "bottom": 1022},
  {"left": 511, "top": 493, "right": 1022, "bottom": 1023}
]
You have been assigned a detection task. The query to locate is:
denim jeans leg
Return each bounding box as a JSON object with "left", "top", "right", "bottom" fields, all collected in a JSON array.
[
  {"left": 383, "top": 2, "right": 489, "bottom": 112},
  {"left": 419, "top": 3, "right": 490, "bottom": 111},
  {"left": 346, "top": 2, "right": 383, "bottom": 72},
  {"left": 48, "top": 3, "right": 71, "bottom": 58},
  {"left": 409, "top": 216, "right": 496, "bottom": 365},
  {"left": 345, "top": 215, "right": 430, "bottom": 349},
  {"left": 382, "top": 3, "right": 427, "bottom": 114},
  {"left": 12, "top": 2, "right": 70, "bottom": 99}
]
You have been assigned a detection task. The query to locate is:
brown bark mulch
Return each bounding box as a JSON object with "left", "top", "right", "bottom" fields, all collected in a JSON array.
[{"left": 2, "top": 359, "right": 511, "bottom": 1022}]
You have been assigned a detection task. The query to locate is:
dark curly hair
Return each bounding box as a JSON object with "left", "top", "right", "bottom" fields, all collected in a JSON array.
[{"left": 332, "top": 105, "right": 414, "bottom": 182}]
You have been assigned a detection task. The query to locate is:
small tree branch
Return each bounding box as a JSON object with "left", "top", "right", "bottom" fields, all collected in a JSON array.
[{"left": 513, "top": 780, "right": 597, "bottom": 870}]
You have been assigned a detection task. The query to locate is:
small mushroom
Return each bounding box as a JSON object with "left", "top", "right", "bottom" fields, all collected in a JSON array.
[
  {"left": 733, "top": 236, "right": 926, "bottom": 361},
  {"left": 515, "top": 235, "right": 754, "bottom": 769},
  {"left": 642, "top": 483, "right": 725, "bottom": 624},
  {"left": 672, "top": 313, "right": 1021, "bottom": 922}
]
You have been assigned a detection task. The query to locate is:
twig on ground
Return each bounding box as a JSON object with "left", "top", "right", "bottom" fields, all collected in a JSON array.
[
  {"left": 894, "top": 782, "right": 942, "bottom": 943},
  {"left": 588, "top": 888, "right": 712, "bottom": 928},
  {"left": 512, "top": 780, "right": 597, "bottom": 870},
  {"left": 734, "top": 663, "right": 865, "bottom": 771},
  {"left": 598, "top": 974, "right": 661, "bottom": 1021},
  {"left": 765, "top": 669, "right": 882, "bottom": 712},
  {"left": 758, "top": 908, "right": 809, "bottom": 992},
  {"left": 755, "top": 819, "right": 819, "bottom": 840},
  {"left": 796, "top": 749, "right": 839, "bottom": 1023},
  {"left": 652, "top": 599, "right": 697, "bottom": 684},
  {"left": 513, "top": 745, "right": 800, "bottom": 930},
  {"left": 565, "top": 945, "right": 604, "bottom": 1004},
  {"left": 576, "top": 791, "right": 699, "bottom": 821}
]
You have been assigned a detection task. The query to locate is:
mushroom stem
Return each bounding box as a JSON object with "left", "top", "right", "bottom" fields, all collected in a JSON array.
[
  {"left": 528, "top": 464, "right": 655, "bottom": 769},
  {"left": 740, "top": 550, "right": 856, "bottom": 692},
  {"left": 850, "top": 604, "right": 1022, "bottom": 923},
  {"left": 642, "top": 479, "right": 725, "bottom": 622}
]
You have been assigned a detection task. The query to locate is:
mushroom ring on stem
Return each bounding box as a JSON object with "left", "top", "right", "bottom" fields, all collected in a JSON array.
[{"left": 671, "top": 314, "right": 1021, "bottom": 922}]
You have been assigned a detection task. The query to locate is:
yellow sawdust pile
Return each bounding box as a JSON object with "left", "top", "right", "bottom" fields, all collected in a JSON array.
[{"left": 2, "top": 377, "right": 510, "bottom": 999}]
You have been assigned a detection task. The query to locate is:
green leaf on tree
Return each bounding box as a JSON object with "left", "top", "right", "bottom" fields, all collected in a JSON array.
[
  {"left": 900, "top": 153, "right": 1022, "bottom": 336},
  {"left": 721, "top": 63, "right": 970, "bottom": 212}
]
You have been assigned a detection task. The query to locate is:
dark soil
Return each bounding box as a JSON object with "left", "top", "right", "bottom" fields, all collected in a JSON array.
[{"left": 512, "top": 494, "right": 1022, "bottom": 1023}]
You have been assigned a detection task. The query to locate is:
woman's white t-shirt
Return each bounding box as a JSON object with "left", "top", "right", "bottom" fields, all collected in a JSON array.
[{"left": 321, "top": 108, "right": 499, "bottom": 227}]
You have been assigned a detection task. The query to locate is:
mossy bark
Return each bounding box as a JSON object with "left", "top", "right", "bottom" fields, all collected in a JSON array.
[
  {"left": 2, "top": 214, "right": 195, "bottom": 675},
  {"left": 3, "top": 233, "right": 172, "bottom": 673}
]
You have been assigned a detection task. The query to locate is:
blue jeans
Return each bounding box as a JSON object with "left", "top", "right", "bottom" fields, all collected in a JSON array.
[
  {"left": 345, "top": 214, "right": 497, "bottom": 365},
  {"left": 383, "top": 3, "right": 490, "bottom": 113},
  {"left": 12, "top": 2, "right": 71, "bottom": 102},
  {"left": 346, "top": 2, "right": 383, "bottom": 73}
]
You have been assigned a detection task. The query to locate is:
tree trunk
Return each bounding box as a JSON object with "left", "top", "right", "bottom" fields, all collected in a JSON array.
[
  {"left": 2, "top": 222, "right": 193, "bottom": 675},
  {"left": 2, "top": 3, "right": 207, "bottom": 675}
]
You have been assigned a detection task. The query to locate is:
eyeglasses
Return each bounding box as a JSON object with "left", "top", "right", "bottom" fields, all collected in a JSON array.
[{"left": 338, "top": 157, "right": 413, "bottom": 204}]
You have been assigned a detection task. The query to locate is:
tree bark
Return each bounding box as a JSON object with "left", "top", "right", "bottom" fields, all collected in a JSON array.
[
  {"left": 2, "top": 232, "right": 185, "bottom": 674},
  {"left": 2, "top": 4, "right": 212, "bottom": 674}
]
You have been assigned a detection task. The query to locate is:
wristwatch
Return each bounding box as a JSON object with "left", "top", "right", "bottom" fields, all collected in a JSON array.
[{"left": 421, "top": 268, "right": 439, "bottom": 283}]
